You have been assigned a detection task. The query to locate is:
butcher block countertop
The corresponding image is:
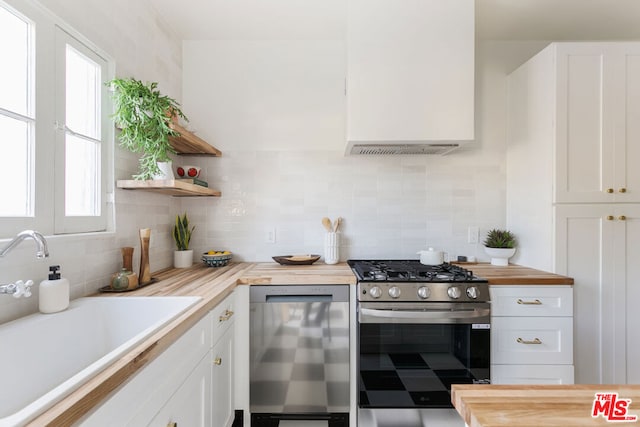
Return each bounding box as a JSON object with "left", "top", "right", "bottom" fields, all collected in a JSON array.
[
  {"left": 238, "top": 261, "right": 357, "bottom": 285},
  {"left": 463, "top": 263, "right": 574, "bottom": 285},
  {"left": 30, "top": 261, "right": 569, "bottom": 425},
  {"left": 452, "top": 384, "right": 640, "bottom": 426}
]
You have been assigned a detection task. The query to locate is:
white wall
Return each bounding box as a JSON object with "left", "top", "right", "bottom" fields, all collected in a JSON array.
[
  {"left": 0, "top": 0, "right": 183, "bottom": 324},
  {"left": 180, "top": 39, "right": 549, "bottom": 262}
]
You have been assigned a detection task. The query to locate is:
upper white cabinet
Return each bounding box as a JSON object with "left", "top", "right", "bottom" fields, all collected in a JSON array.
[
  {"left": 508, "top": 42, "right": 640, "bottom": 205},
  {"left": 346, "top": 0, "right": 474, "bottom": 143}
]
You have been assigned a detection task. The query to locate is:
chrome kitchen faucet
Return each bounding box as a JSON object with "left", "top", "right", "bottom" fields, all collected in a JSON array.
[{"left": 0, "top": 230, "right": 49, "bottom": 298}]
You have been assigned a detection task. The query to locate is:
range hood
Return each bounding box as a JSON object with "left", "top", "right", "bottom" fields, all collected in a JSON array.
[
  {"left": 345, "top": 141, "right": 463, "bottom": 156},
  {"left": 346, "top": 0, "right": 475, "bottom": 156}
]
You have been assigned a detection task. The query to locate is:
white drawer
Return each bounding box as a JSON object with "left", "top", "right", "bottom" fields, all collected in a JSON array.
[
  {"left": 490, "top": 286, "right": 573, "bottom": 317},
  {"left": 491, "top": 316, "right": 573, "bottom": 365},
  {"left": 212, "top": 292, "right": 235, "bottom": 345},
  {"left": 491, "top": 364, "right": 574, "bottom": 385}
]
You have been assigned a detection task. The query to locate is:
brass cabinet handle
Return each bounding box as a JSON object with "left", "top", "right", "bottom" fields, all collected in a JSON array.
[
  {"left": 517, "top": 337, "right": 542, "bottom": 345},
  {"left": 619, "top": 188, "right": 627, "bottom": 193},
  {"left": 517, "top": 298, "right": 542, "bottom": 305},
  {"left": 168, "top": 422, "right": 177, "bottom": 427},
  {"left": 213, "top": 357, "right": 222, "bottom": 365},
  {"left": 619, "top": 215, "right": 627, "bottom": 221},
  {"left": 606, "top": 188, "right": 614, "bottom": 193},
  {"left": 219, "top": 309, "right": 234, "bottom": 322},
  {"left": 606, "top": 215, "right": 615, "bottom": 221}
]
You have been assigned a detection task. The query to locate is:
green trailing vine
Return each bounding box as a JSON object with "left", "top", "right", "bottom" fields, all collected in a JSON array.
[{"left": 108, "top": 78, "right": 187, "bottom": 180}]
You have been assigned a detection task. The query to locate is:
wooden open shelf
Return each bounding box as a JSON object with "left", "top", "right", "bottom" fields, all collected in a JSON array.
[
  {"left": 168, "top": 122, "right": 222, "bottom": 156},
  {"left": 117, "top": 179, "right": 221, "bottom": 197}
]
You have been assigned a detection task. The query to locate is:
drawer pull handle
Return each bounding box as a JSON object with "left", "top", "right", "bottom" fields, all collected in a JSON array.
[
  {"left": 214, "top": 357, "right": 222, "bottom": 365},
  {"left": 168, "top": 422, "right": 177, "bottom": 427},
  {"left": 517, "top": 337, "right": 542, "bottom": 345},
  {"left": 606, "top": 188, "right": 614, "bottom": 193},
  {"left": 219, "top": 309, "right": 234, "bottom": 322},
  {"left": 517, "top": 299, "right": 542, "bottom": 305}
]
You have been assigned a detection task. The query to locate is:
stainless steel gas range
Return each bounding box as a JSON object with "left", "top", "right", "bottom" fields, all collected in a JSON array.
[{"left": 348, "top": 260, "right": 491, "bottom": 427}]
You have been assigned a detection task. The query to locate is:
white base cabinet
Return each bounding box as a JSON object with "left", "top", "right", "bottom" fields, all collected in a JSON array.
[
  {"left": 77, "top": 292, "right": 236, "bottom": 427},
  {"left": 490, "top": 286, "right": 574, "bottom": 385}
]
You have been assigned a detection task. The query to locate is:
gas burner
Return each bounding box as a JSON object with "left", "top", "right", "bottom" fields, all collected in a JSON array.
[
  {"left": 349, "top": 259, "right": 490, "bottom": 303},
  {"left": 349, "top": 259, "right": 485, "bottom": 283}
]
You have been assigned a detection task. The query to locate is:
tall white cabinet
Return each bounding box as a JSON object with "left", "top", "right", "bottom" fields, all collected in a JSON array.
[{"left": 506, "top": 42, "right": 640, "bottom": 384}]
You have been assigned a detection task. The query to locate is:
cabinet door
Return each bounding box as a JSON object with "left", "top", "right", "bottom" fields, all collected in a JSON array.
[
  {"left": 347, "top": 0, "right": 474, "bottom": 142},
  {"left": 149, "top": 353, "right": 212, "bottom": 427},
  {"left": 491, "top": 317, "right": 573, "bottom": 365},
  {"left": 618, "top": 205, "right": 640, "bottom": 383},
  {"left": 613, "top": 45, "right": 640, "bottom": 202},
  {"left": 555, "top": 43, "right": 640, "bottom": 203},
  {"left": 212, "top": 325, "right": 235, "bottom": 427},
  {"left": 490, "top": 286, "right": 573, "bottom": 317},
  {"left": 555, "top": 204, "right": 615, "bottom": 384},
  {"left": 554, "top": 44, "right": 615, "bottom": 203}
]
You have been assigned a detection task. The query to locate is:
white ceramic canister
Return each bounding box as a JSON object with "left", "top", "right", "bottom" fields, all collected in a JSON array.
[
  {"left": 324, "top": 232, "right": 340, "bottom": 265},
  {"left": 417, "top": 247, "right": 447, "bottom": 265}
]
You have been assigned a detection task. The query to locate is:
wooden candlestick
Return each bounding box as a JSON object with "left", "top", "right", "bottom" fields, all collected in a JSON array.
[{"left": 139, "top": 228, "right": 151, "bottom": 284}]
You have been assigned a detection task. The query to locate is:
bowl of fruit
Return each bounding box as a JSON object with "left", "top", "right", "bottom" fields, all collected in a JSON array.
[{"left": 202, "top": 250, "right": 232, "bottom": 267}]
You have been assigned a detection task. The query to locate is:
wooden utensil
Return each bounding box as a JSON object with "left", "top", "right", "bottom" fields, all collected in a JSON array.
[
  {"left": 139, "top": 228, "right": 152, "bottom": 284},
  {"left": 333, "top": 217, "right": 342, "bottom": 232},
  {"left": 322, "top": 217, "right": 333, "bottom": 232}
]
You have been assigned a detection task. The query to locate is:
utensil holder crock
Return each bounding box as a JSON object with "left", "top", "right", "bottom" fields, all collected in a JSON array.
[{"left": 324, "top": 232, "right": 340, "bottom": 265}]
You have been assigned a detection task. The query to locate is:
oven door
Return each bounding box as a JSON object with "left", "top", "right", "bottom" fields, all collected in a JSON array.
[{"left": 358, "top": 302, "right": 490, "bottom": 411}]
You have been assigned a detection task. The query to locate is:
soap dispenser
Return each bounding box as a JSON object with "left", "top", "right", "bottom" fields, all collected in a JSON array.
[{"left": 39, "top": 265, "right": 70, "bottom": 314}]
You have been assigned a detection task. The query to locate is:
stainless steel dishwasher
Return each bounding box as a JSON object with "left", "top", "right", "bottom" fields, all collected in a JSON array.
[{"left": 250, "top": 285, "right": 350, "bottom": 427}]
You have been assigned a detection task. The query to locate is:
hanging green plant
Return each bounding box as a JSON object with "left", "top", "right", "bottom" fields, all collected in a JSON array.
[{"left": 108, "top": 78, "right": 187, "bottom": 180}]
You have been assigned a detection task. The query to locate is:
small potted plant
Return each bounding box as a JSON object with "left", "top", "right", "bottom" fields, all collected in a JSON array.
[
  {"left": 172, "top": 212, "right": 195, "bottom": 268},
  {"left": 108, "top": 77, "right": 187, "bottom": 180},
  {"left": 483, "top": 229, "right": 517, "bottom": 266}
]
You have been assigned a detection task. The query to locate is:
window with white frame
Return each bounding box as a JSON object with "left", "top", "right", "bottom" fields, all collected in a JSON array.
[{"left": 0, "top": 0, "right": 113, "bottom": 237}]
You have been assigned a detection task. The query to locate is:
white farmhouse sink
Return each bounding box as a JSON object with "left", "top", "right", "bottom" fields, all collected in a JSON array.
[{"left": 0, "top": 296, "right": 201, "bottom": 426}]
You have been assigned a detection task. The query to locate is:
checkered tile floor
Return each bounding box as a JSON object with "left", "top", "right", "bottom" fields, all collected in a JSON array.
[
  {"left": 250, "top": 302, "right": 350, "bottom": 414},
  {"left": 359, "top": 352, "right": 487, "bottom": 408}
]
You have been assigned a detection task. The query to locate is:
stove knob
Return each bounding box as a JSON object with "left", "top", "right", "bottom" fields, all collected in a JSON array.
[
  {"left": 388, "top": 286, "right": 401, "bottom": 299},
  {"left": 466, "top": 286, "right": 479, "bottom": 299},
  {"left": 369, "top": 286, "right": 382, "bottom": 299},
  {"left": 417, "top": 286, "right": 431, "bottom": 299},
  {"left": 447, "top": 286, "right": 461, "bottom": 299}
]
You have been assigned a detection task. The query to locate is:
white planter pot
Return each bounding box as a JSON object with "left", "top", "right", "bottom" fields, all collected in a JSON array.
[
  {"left": 173, "top": 249, "right": 193, "bottom": 268},
  {"left": 484, "top": 247, "right": 516, "bottom": 266},
  {"left": 153, "top": 161, "right": 174, "bottom": 180}
]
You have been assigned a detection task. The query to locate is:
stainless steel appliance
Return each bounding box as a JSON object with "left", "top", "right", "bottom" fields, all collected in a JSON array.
[
  {"left": 349, "top": 260, "right": 490, "bottom": 427},
  {"left": 249, "top": 285, "right": 350, "bottom": 426}
]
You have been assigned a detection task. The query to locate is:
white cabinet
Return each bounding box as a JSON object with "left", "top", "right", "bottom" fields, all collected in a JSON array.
[
  {"left": 78, "top": 292, "right": 237, "bottom": 427},
  {"left": 78, "top": 312, "right": 212, "bottom": 426},
  {"left": 555, "top": 204, "right": 640, "bottom": 384},
  {"left": 490, "top": 286, "right": 574, "bottom": 385},
  {"left": 149, "top": 354, "right": 212, "bottom": 427},
  {"left": 346, "top": 0, "right": 474, "bottom": 143},
  {"left": 211, "top": 293, "right": 236, "bottom": 427},
  {"left": 506, "top": 42, "right": 640, "bottom": 385}
]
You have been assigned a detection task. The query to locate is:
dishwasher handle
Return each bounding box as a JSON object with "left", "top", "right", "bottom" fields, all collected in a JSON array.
[
  {"left": 250, "top": 285, "right": 350, "bottom": 303},
  {"left": 266, "top": 294, "right": 333, "bottom": 303}
]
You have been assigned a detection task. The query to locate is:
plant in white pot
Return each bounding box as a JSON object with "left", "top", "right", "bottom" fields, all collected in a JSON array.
[
  {"left": 173, "top": 213, "right": 195, "bottom": 268},
  {"left": 483, "top": 229, "right": 517, "bottom": 266},
  {"left": 108, "top": 77, "right": 187, "bottom": 180}
]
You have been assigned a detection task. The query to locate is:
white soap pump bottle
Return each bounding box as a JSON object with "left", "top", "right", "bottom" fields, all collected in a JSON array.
[{"left": 39, "top": 265, "right": 70, "bottom": 314}]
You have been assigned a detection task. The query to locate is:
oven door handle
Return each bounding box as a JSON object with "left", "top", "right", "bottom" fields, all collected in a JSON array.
[{"left": 360, "top": 307, "right": 491, "bottom": 321}]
